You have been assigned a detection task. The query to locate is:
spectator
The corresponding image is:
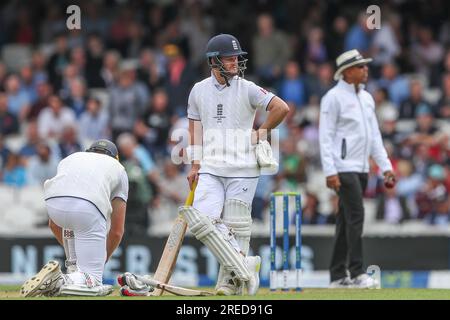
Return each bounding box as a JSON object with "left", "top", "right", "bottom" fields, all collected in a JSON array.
[
  {"left": 252, "top": 13, "right": 292, "bottom": 86},
  {"left": 117, "top": 132, "right": 159, "bottom": 198},
  {"left": 58, "top": 64, "right": 81, "bottom": 101},
  {"left": 137, "top": 48, "right": 166, "bottom": 91},
  {"left": 67, "top": 29, "right": 85, "bottom": 50},
  {"left": 78, "top": 97, "right": 110, "bottom": 145},
  {"left": 302, "top": 191, "right": 330, "bottom": 225},
  {"left": 0, "top": 134, "right": 11, "bottom": 171},
  {"left": 370, "top": 13, "right": 401, "bottom": 69},
  {"left": 85, "top": 33, "right": 106, "bottom": 88},
  {"left": 378, "top": 107, "right": 408, "bottom": 156},
  {"left": 344, "top": 12, "right": 374, "bottom": 55},
  {"left": 70, "top": 46, "right": 87, "bottom": 81},
  {"left": 26, "top": 142, "right": 58, "bottom": 186},
  {"left": 100, "top": 50, "right": 121, "bottom": 88},
  {"left": 305, "top": 26, "right": 328, "bottom": 65},
  {"left": 46, "top": 33, "right": 70, "bottom": 91},
  {"left": 278, "top": 60, "right": 307, "bottom": 108},
  {"left": 65, "top": 78, "right": 87, "bottom": 118},
  {"left": 416, "top": 164, "right": 449, "bottom": 225},
  {"left": 121, "top": 154, "right": 153, "bottom": 237},
  {"left": 399, "top": 80, "right": 431, "bottom": 119},
  {"left": 27, "top": 81, "right": 53, "bottom": 122},
  {"left": 2, "top": 152, "right": 27, "bottom": 188},
  {"left": 0, "top": 93, "right": 19, "bottom": 136},
  {"left": 404, "top": 104, "right": 448, "bottom": 164},
  {"left": 395, "top": 159, "right": 424, "bottom": 218},
  {"left": 163, "top": 44, "right": 198, "bottom": 117},
  {"left": 37, "top": 95, "right": 77, "bottom": 140},
  {"left": 375, "top": 183, "right": 411, "bottom": 224},
  {"left": 0, "top": 62, "right": 7, "bottom": 91},
  {"left": 30, "top": 50, "right": 49, "bottom": 84},
  {"left": 12, "top": 8, "right": 34, "bottom": 45},
  {"left": 442, "top": 49, "right": 450, "bottom": 75},
  {"left": 374, "top": 88, "right": 397, "bottom": 123},
  {"left": 180, "top": 1, "right": 214, "bottom": 70},
  {"left": 39, "top": 5, "right": 66, "bottom": 43},
  {"left": 142, "top": 5, "right": 166, "bottom": 47},
  {"left": 306, "top": 62, "right": 334, "bottom": 100},
  {"left": 5, "top": 74, "right": 31, "bottom": 121},
  {"left": 19, "top": 121, "right": 42, "bottom": 160},
  {"left": 134, "top": 88, "right": 172, "bottom": 160},
  {"left": 108, "top": 7, "right": 134, "bottom": 56},
  {"left": 19, "top": 65, "right": 38, "bottom": 104},
  {"left": 372, "top": 63, "right": 410, "bottom": 108},
  {"left": 108, "top": 61, "right": 148, "bottom": 140},
  {"left": 280, "top": 137, "right": 307, "bottom": 188},
  {"left": 152, "top": 160, "right": 189, "bottom": 226},
  {"left": 83, "top": 3, "right": 109, "bottom": 38},
  {"left": 325, "top": 16, "right": 349, "bottom": 61},
  {"left": 160, "top": 19, "right": 190, "bottom": 60},
  {"left": 435, "top": 73, "right": 450, "bottom": 119},
  {"left": 57, "top": 125, "right": 82, "bottom": 159},
  {"left": 125, "top": 22, "right": 148, "bottom": 59},
  {"left": 410, "top": 25, "right": 444, "bottom": 87}
]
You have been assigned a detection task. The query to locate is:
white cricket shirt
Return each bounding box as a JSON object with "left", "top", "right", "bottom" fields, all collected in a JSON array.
[
  {"left": 44, "top": 152, "right": 129, "bottom": 220},
  {"left": 188, "top": 75, "right": 275, "bottom": 177}
]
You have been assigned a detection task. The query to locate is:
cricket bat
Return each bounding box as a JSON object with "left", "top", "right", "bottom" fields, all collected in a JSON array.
[
  {"left": 149, "top": 181, "right": 197, "bottom": 296},
  {"left": 135, "top": 274, "right": 213, "bottom": 296}
]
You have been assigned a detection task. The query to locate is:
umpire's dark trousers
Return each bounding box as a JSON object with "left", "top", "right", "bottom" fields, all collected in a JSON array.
[{"left": 330, "top": 172, "right": 368, "bottom": 281}]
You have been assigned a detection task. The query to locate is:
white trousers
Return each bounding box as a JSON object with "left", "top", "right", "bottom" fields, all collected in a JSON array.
[
  {"left": 46, "top": 197, "right": 107, "bottom": 285},
  {"left": 193, "top": 174, "right": 258, "bottom": 252}
]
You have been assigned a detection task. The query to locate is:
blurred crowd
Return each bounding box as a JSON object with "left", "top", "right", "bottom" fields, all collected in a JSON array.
[{"left": 0, "top": 0, "right": 449, "bottom": 234}]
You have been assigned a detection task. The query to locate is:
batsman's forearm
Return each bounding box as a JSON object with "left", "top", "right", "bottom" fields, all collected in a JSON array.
[
  {"left": 260, "top": 109, "right": 287, "bottom": 130},
  {"left": 106, "top": 232, "right": 123, "bottom": 261},
  {"left": 259, "top": 98, "right": 289, "bottom": 139}
]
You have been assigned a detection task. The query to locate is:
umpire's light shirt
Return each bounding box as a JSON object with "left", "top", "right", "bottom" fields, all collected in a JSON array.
[{"left": 319, "top": 79, "right": 393, "bottom": 177}]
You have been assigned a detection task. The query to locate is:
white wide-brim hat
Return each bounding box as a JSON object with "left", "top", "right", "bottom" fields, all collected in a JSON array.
[{"left": 333, "top": 49, "right": 372, "bottom": 81}]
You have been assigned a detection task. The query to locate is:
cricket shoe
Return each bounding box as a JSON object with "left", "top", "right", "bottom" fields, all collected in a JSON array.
[
  {"left": 20, "top": 260, "right": 65, "bottom": 297},
  {"left": 351, "top": 274, "right": 379, "bottom": 289},
  {"left": 245, "top": 256, "right": 261, "bottom": 295},
  {"left": 329, "top": 277, "right": 354, "bottom": 288},
  {"left": 215, "top": 274, "right": 243, "bottom": 296}
]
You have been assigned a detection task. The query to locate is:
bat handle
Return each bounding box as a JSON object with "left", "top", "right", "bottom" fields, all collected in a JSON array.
[{"left": 185, "top": 180, "right": 197, "bottom": 206}]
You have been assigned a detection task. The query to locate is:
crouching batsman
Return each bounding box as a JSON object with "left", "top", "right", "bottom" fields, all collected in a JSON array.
[{"left": 21, "top": 139, "right": 128, "bottom": 297}]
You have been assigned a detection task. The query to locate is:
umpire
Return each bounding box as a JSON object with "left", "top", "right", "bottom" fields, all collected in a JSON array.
[{"left": 319, "top": 49, "right": 396, "bottom": 288}]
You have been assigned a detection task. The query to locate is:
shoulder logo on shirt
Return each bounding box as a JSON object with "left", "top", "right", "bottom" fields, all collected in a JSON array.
[{"left": 213, "top": 104, "right": 226, "bottom": 124}]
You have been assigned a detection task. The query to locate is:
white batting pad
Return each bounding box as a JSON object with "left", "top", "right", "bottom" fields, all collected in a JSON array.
[
  {"left": 223, "top": 199, "right": 252, "bottom": 255},
  {"left": 59, "top": 284, "right": 113, "bottom": 296},
  {"left": 180, "top": 206, "right": 250, "bottom": 281},
  {"left": 217, "top": 199, "right": 252, "bottom": 291}
]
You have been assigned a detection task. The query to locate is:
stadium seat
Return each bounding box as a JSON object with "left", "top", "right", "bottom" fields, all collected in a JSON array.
[
  {"left": 18, "top": 186, "right": 47, "bottom": 226},
  {"left": 1, "top": 44, "right": 32, "bottom": 72}
]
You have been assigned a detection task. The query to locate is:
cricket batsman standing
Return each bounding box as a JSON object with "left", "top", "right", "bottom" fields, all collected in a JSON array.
[
  {"left": 184, "top": 34, "right": 289, "bottom": 295},
  {"left": 20, "top": 139, "right": 128, "bottom": 297}
]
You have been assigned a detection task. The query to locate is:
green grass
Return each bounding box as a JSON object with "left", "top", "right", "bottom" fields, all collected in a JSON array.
[{"left": 2, "top": 285, "right": 450, "bottom": 300}]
